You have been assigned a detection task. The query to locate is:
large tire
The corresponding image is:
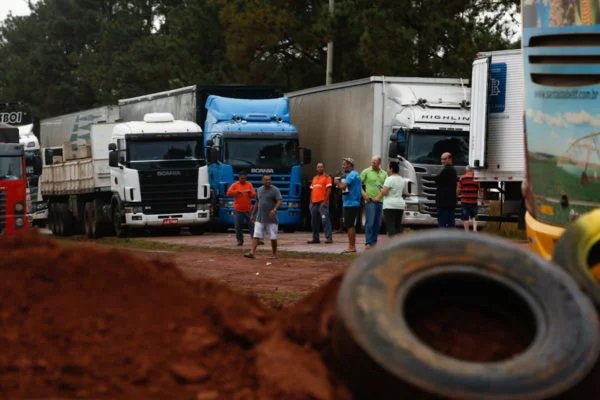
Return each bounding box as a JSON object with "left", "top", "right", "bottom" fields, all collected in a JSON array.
[
  {"left": 553, "top": 209, "right": 600, "bottom": 306},
  {"left": 112, "top": 204, "right": 128, "bottom": 238},
  {"left": 48, "top": 203, "right": 58, "bottom": 236},
  {"left": 190, "top": 225, "right": 206, "bottom": 235},
  {"left": 333, "top": 230, "right": 600, "bottom": 400},
  {"left": 83, "top": 201, "right": 101, "bottom": 239}
]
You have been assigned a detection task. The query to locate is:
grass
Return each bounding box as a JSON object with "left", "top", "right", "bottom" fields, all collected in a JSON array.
[
  {"left": 483, "top": 201, "right": 527, "bottom": 241},
  {"left": 57, "top": 234, "right": 357, "bottom": 261}
]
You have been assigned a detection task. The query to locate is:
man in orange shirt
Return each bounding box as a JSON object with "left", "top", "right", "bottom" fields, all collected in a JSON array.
[
  {"left": 308, "top": 162, "right": 333, "bottom": 244},
  {"left": 226, "top": 170, "right": 256, "bottom": 246}
]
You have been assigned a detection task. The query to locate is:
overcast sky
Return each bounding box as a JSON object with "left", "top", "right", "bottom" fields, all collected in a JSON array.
[{"left": 0, "top": 0, "right": 32, "bottom": 23}]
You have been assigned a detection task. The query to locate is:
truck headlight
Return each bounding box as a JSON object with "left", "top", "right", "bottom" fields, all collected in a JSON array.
[
  {"left": 15, "top": 202, "right": 25, "bottom": 213},
  {"left": 132, "top": 206, "right": 143, "bottom": 214},
  {"left": 15, "top": 217, "right": 24, "bottom": 228},
  {"left": 197, "top": 204, "right": 210, "bottom": 211},
  {"left": 220, "top": 201, "right": 234, "bottom": 208},
  {"left": 405, "top": 204, "right": 419, "bottom": 212},
  {"left": 287, "top": 202, "right": 300, "bottom": 208}
]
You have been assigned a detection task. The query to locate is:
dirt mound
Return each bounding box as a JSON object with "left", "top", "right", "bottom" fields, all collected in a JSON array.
[
  {"left": 1, "top": 231, "right": 598, "bottom": 399},
  {"left": 0, "top": 232, "right": 341, "bottom": 399}
]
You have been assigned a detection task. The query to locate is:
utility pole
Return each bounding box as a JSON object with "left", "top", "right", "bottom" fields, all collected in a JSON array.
[{"left": 325, "top": 0, "right": 334, "bottom": 85}]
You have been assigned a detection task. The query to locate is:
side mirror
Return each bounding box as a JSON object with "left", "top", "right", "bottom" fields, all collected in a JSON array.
[
  {"left": 206, "top": 139, "right": 214, "bottom": 147},
  {"left": 388, "top": 141, "right": 406, "bottom": 158},
  {"left": 109, "top": 150, "right": 119, "bottom": 167},
  {"left": 207, "top": 148, "right": 219, "bottom": 164},
  {"left": 300, "top": 148, "right": 312, "bottom": 165},
  {"left": 108, "top": 143, "right": 117, "bottom": 151},
  {"left": 34, "top": 157, "right": 43, "bottom": 175}
]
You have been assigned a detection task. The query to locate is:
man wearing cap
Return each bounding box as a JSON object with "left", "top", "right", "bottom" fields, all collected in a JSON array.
[
  {"left": 334, "top": 157, "right": 361, "bottom": 253},
  {"left": 360, "top": 155, "right": 388, "bottom": 249}
]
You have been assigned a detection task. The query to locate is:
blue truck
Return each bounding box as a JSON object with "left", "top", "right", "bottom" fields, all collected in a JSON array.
[{"left": 118, "top": 85, "right": 311, "bottom": 232}]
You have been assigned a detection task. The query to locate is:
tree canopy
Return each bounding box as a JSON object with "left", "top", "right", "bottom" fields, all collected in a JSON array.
[{"left": 0, "top": 0, "right": 519, "bottom": 118}]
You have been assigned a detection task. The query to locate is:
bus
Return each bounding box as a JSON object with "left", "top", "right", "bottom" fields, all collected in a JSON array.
[{"left": 522, "top": 0, "right": 600, "bottom": 259}]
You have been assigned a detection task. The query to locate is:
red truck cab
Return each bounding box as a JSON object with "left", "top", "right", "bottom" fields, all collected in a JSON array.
[{"left": 0, "top": 124, "right": 31, "bottom": 236}]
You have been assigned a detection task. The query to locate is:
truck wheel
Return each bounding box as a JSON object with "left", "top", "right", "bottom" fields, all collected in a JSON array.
[
  {"left": 190, "top": 225, "right": 205, "bottom": 235},
  {"left": 54, "top": 204, "right": 65, "bottom": 237},
  {"left": 333, "top": 230, "right": 600, "bottom": 400},
  {"left": 84, "top": 202, "right": 99, "bottom": 239},
  {"left": 553, "top": 209, "right": 600, "bottom": 306},
  {"left": 112, "top": 205, "right": 128, "bottom": 238}
]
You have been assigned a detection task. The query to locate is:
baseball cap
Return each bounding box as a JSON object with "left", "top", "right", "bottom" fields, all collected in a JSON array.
[{"left": 342, "top": 157, "right": 355, "bottom": 166}]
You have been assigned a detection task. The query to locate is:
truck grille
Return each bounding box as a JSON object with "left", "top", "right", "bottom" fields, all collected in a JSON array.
[
  {"left": 419, "top": 174, "right": 461, "bottom": 218},
  {"left": 0, "top": 189, "right": 5, "bottom": 235},
  {"left": 138, "top": 169, "right": 199, "bottom": 214},
  {"left": 247, "top": 174, "right": 292, "bottom": 200}
]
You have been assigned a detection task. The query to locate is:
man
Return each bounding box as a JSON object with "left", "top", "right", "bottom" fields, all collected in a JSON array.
[
  {"left": 307, "top": 162, "right": 333, "bottom": 244},
  {"left": 334, "top": 157, "right": 361, "bottom": 254},
  {"left": 244, "top": 174, "right": 282, "bottom": 259},
  {"left": 226, "top": 170, "right": 256, "bottom": 246},
  {"left": 458, "top": 166, "right": 480, "bottom": 232},
  {"left": 434, "top": 152, "right": 458, "bottom": 228},
  {"left": 360, "top": 156, "right": 388, "bottom": 249}
]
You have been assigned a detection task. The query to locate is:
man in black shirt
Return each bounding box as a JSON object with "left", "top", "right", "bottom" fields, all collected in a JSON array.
[{"left": 434, "top": 152, "right": 458, "bottom": 228}]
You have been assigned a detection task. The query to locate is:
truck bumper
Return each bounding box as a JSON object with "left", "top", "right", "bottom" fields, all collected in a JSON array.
[{"left": 125, "top": 211, "right": 210, "bottom": 227}]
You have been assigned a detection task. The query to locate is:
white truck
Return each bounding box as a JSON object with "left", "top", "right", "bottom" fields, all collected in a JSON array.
[
  {"left": 469, "top": 49, "right": 525, "bottom": 224},
  {"left": 287, "top": 76, "right": 472, "bottom": 227},
  {"left": 40, "top": 111, "right": 211, "bottom": 237}
]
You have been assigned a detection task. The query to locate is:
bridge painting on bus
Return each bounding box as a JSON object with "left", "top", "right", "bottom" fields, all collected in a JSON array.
[{"left": 522, "top": 0, "right": 600, "bottom": 228}]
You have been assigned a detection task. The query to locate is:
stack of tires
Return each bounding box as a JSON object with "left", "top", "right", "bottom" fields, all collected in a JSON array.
[{"left": 333, "top": 210, "right": 600, "bottom": 399}]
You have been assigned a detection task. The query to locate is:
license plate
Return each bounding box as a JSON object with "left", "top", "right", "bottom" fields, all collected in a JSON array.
[{"left": 162, "top": 218, "right": 179, "bottom": 225}]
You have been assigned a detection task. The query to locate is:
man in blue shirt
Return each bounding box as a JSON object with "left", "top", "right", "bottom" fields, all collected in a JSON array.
[{"left": 334, "top": 157, "right": 361, "bottom": 253}]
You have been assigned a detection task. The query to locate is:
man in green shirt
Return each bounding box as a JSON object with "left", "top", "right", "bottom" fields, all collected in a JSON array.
[{"left": 360, "top": 156, "right": 388, "bottom": 248}]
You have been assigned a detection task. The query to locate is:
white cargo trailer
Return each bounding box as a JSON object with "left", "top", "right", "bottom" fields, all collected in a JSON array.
[
  {"left": 287, "top": 76, "right": 472, "bottom": 227},
  {"left": 469, "top": 49, "right": 525, "bottom": 222}
]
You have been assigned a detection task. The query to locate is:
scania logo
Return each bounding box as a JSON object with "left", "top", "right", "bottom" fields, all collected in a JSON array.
[
  {"left": 157, "top": 170, "right": 182, "bottom": 176},
  {"left": 250, "top": 168, "right": 274, "bottom": 174}
]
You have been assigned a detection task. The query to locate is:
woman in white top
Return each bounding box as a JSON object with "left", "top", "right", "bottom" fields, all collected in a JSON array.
[{"left": 374, "top": 161, "right": 406, "bottom": 237}]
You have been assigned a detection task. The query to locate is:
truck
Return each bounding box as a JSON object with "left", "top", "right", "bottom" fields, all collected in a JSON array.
[
  {"left": 286, "top": 76, "right": 472, "bottom": 228},
  {"left": 0, "top": 123, "right": 36, "bottom": 236},
  {"left": 118, "top": 85, "right": 311, "bottom": 232},
  {"left": 40, "top": 109, "right": 211, "bottom": 237},
  {"left": 0, "top": 102, "right": 44, "bottom": 225},
  {"left": 469, "top": 49, "right": 526, "bottom": 225}
]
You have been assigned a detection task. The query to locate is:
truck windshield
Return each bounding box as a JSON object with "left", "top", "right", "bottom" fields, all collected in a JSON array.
[
  {"left": 406, "top": 130, "right": 469, "bottom": 165},
  {"left": 224, "top": 138, "right": 299, "bottom": 168},
  {"left": 128, "top": 139, "right": 201, "bottom": 162},
  {"left": 0, "top": 156, "right": 23, "bottom": 180}
]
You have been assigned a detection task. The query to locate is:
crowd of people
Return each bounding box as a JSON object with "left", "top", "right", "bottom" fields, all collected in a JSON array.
[{"left": 227, "top": 152, "right": 479, "bottom": 258}]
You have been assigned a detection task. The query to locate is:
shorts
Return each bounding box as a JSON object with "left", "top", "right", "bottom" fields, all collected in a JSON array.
[
  {"left": 253, "top": 221, "right": 278, "bottom": 240},
  {"left": 461, "top": 204, "right": 478, "bottom": 221},
  {"left": 343, "top": 207, "right": 359, "bottom": 229}
]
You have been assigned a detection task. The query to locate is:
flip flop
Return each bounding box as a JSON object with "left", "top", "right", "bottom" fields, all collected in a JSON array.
[
  {"left": 243, "top": 253, "right": 255, "bottom": 259},
  {"left": 341, "top": 249, "right": 357, "bottom": 254}
]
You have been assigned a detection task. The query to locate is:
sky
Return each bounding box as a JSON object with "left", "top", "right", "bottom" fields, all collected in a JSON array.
[{"left": 0, "top": 0, "right": 32, "bottom": 23}]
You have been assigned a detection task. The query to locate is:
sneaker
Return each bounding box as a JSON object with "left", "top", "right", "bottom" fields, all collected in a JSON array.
[
  {"left": 237, "top": 241, "right": 243, "bottom": 246},
  {"left": 325, "top": 239, "right": 333, "bottom": 244},
  {"left": 258, "top": 240, "right": 265, "bottom": 245},
  {"left": 306, "top": 240, "right": 320, "bottom": 244},
  {"left": 243, "top": 252, "right": 255, "bottom": 259},
  {"left": 365, "top": 244, "right": 373, "bottom": 250}
]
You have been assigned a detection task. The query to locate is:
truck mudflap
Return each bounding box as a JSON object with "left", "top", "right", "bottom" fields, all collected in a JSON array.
[{"left": 125, "top": 211, "right": 210, "bottom": 227}]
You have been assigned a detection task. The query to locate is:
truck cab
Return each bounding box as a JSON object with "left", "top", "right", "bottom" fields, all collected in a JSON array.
[
  {"left": 108, "top": 113, "right": 211, "bottom": 236},
  {"left": 204, "top": 96, "right": 310, "bottom": 231},
  {"left": 388, "top": 87, "right": 472, "bottom": 226},
  {"left": 0, "top": 124, "right": 36, "bottom": 235}
]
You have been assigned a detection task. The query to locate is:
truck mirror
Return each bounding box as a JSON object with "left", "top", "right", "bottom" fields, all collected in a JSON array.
[
  {"left": 44, "top": 148, "right": 54, "bottom": 166},
  {"left": 388, "top": 142, "right": 406, "bottom": 158},
  {"left": 301, "top": 148, "right": 312, "bottom": 165},
  {"left": 206, "top": 139, "right": 214, "bottom": 147},
  {"left": 108, "top": 143, "right": 117, "bottom": 151},
  {"left": 109, "top": 150, "right": 119, "bottom": 167},
  {"left": 34, "top": 157, "right": 43, "bottom": 175},
  {"left": 207, "top": 148, "right": 219, "bottom": 164}
]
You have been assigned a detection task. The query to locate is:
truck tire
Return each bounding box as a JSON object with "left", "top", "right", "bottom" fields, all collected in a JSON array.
[
  {"left": 112, "top": 203, "right": 128, "bottom": 238},
  {"left": 190, "top": 225, "right": 205, "bottom": 235},
  {"left": 553, "top": 209, "right": 600, "bottom": 306},
  {"left": 84, "top": 201, "right": 101, "bottom": 239},
  {"left": 333, "top": 230, "right": 600, "bottom": 400}
]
